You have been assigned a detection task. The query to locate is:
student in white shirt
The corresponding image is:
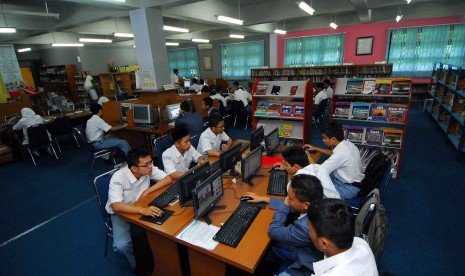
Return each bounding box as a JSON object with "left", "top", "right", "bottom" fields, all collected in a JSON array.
[
  {"left": 162, "top": 127, "right": 206, "bottom": 179},
  {"left": 189, "top": 78, "right": 203, "bottom": 93},
  {"left": 97, "top": 96, "right": 110, "bottom": 106},
  {"left": 314, "top": 82, "right": 328, "bottom": 105},
  {"left": 232, "top": 81, "right": 252, "bottom": 111},
  {"left": 304, "top": 122, "right": 364, "bottom": 200},
  {"left": 323, "top": 79, "right": 334, "bottom": 99},
  {"left": 307, "top": 198, "right": 378, "bottom": 276},
  {"left": 170, "top": 68, "right": 179, "bottom": 85},
  {"left": 209, "top": 89, "right": 227, "bottom": 107},
  {"left": 197, "top": 113, "right": 232, "bottom": 157}
]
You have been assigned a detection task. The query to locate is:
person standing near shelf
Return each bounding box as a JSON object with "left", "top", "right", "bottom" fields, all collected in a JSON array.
[
  {"left": 323, "top": 79, "right": 334, "bottom": 99},
  {"left": 314, "top": 82, "right": 328, "bottom": 105},
  {"left": 170, "top": 68, "right": 179, "bottom": 85},
  {"left": 304, "top": 122, "right": 364, "bottom": 200}
]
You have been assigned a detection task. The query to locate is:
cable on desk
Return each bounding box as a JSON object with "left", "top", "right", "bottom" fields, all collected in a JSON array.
[
  {"left": 172, "top": 206, "right": 188, "bottom": 216},
  {"left": 224, "top": 186, "right": 240, "bottom": 199}
]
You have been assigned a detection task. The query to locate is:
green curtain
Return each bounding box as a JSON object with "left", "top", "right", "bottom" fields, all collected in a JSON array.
[
  {"left": 221, "top": 41, "right": 264, "bottom": 80},
  {"left": 168, "top": 48, "right": 199, "bottom": 79},
  {"left": 388, "top": 24, "right": 465, "bottom": 77},
  {"left": 284, "top": 34, "right": 344, "bottom": 67}
]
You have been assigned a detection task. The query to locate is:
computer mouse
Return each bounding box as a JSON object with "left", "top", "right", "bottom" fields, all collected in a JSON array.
[
  {"left": 240, "top": 196, "right": 253, "bottom": 202},
  {"left": 157, "top": 211, "right": 164, "bottom": 218}
]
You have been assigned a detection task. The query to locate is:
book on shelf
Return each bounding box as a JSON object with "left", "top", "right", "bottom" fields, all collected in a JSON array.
[
  {"left": 271, "top": 85, "right": 281, "bottom": 95},
  {"left": 254, "top": 101, "right": 269, "bottom": 116},
  {"left": 387, "top": 104, "right": 407, "bottom": 123},
  {"left": 346, "top": 79, "right": 363, "bottom": 94},
  {"left": 266, "top": 102, "right": 282, "bottom": 116},
  {"left": 391, "top": 81, "right": 410, "bottom": 95},
  {"left": 362, "top": 80, "right": 376, "bottom": 94},
  {"left": 442, "top": 92, "right": 454, "bottom": 106},
  {"left": 293, "top": 104, "right": 305, "bottom": 117},
  {"left": 452, "top": 98, "right": 465, "bottom": 113},
  {"left": 374, "top": 79, "right": 392, "bottom": 95},
  {"left": 365, "top": 128, "right": 384, "bottom": 146},
  {"left": 383, "top": 128, "right": 402, "bottom": 148},
  {"left": 369, "top": 103, "right": 389, "bottom": 121},
  {"left": 255, "top": 84, "right": 269, "bottom": 95},
  {"left": 279, "top": 123, "right": 293, "bottom": 138},
  {"left": 454, "top": 124, "right": 463, "bottom": 140},
  {"left": 280, "top": 103, "right": 293, "bottom": 117},
  {"left": 289, "top": 85, "right": 298, "bottom": 96},
  {"left": 333, "top": 102, "right": 351, "bottom": 118},
  {"left": 351, "top": 103, "right": 371, "bottom": 120},
  {"left": 446, "top": 69, "right": 459, "bottom": 87},
  {"left": 347, "top": 126, "right": 364, "bottom": 144}
]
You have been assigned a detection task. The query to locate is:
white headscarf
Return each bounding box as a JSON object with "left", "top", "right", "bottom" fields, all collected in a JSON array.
[{"left": 13, "top": 108, "right": 46, "bottom": 144}]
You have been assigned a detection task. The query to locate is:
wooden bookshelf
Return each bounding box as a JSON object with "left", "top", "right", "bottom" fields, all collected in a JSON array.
[
  {"left": 99, "top": 72, "right": 136, "bottom": 99},
  {"left": 39, "top": 64, "right": 77, "bottom": 102}
]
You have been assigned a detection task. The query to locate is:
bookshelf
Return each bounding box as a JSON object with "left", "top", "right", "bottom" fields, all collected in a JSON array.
[
  {"left": 74, "top": 73, "right": 101, "bottom": 104},
  {"left": 250, "top": 64, "right": 392, "bottom": 83},
  {"left": 425, "top": 62, "right": 465, "bottom": 158},
  {"left": 330, "top": 77, "right": 413, "bottom": 178},
  {"left": 99, "top": 72, "right": 136, "bottom": 98},
  {"left": 251, "top": 79, "right": 313, "bottom": 144},
  {"left": 39, "top": 64, "right": 77, "bottom": 102}
]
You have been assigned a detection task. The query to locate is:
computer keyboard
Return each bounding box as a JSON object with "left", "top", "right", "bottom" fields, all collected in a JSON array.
[
  {"left": 149, "top": 183, "right": 178, "bottom": 208},
  {"left": 267, "top": 170, "right": 288, "bottom": 196},
  {"left": 213, "top": 203, "right": 261, "bottom": 248}
]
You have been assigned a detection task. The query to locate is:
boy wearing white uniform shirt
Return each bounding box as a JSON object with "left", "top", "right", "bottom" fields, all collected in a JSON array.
[
  {"left": 308, "top": 198, "right": 378, "bottom": 276},
  {"left": 323, "top": 79, "right": 334, "bottom": 99},
  {"left": 162, "top": 127, "right": 207, "bottom": 179},
  {"left": 106, "top": 148, "right": 173, "bottom": 275},
  {"left": 314, "top": 82, "right": 328, "bottom": 105},
  {"left": 197, "top": 114, "right": 232, "bottom": 157}
]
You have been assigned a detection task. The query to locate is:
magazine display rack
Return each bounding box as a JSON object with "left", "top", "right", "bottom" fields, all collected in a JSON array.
[
  {"left": 425, "top": 62, "right": 465, "bottom": 158},
  {"left": 331, "top": 77, "right": 412, "bottom": 178},
  {"left": 251, "top": 80, "right": 313, "bottom": 144}
]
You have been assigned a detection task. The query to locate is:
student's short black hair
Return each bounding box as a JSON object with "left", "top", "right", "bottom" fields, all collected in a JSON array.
[
  {"left": 201, "top": 85, "right": 210, "bottom": 93},
  {"left": 322, "top": 121, "right": 344, "bottom": 141},
  {"left": 315, "top": 82, "right": 324, "bottom": 90},
  {"left": 90, "top": 103, "right": 102, "bottom": 114},
  {"left": 200, "top": 79, "right": 205, "bottom": 85},
  {"left": 202, "top": 97, "right": 213, "bottom": 108},
  {"left": 171, "top": 126, "right": 189, "bottom": 142},
  {"left": 192, "top": 78, "right": 199, "bottom": 84},
  {"left": 323, "top": 79, "right": 331, "bottom": 85},
  {"left": 307, "top": 198, "right": 355, "bottom": 250},
  {"left": 209, "top": 113, "right": 223, "bottom": 128},
  {"left": 180, "top": 100, "right": 191, "bottom": 112},
  {"left": 282, "top": 146, "right": 309, "bottom": 168},
  {"left": 289, "top": 174, "right": 323, "bottom": 203},
  {"left": 210, "top": 89, "right": 217, "bottom": 96},
  {"left": 127, "top": 148, "right": 150, "bottom": 168},
  {"left": 233, "top": 81, "right": 240, "bottom": 86},
  {"left": 173, "top": 68, "right": 179, "bottom": 74}
]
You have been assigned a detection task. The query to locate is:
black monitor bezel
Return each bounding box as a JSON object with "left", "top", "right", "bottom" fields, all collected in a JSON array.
[
  {"left": 177, "top": 162, "right": 211, "bottom": 207},
  {"left": 250, "top": 125, "right": 264, "bottom": 151},
  {"left": 265, "top": 127, "right": 280, "bottom": 155},
  {"left": 220, "top": 142, "right": 242, "bottom": 173},
  {"left": 192, "top": 169, "right": 224, "bottom": 220},
  {"left": 241, "top": 147, "right": 263, "bottom": 182}
]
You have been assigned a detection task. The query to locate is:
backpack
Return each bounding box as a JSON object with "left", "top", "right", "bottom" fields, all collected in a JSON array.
[
  {"left": 359, "top": 152, "right": 391, "bottom": 198},
  {"left": 364, "top": 203, "right": 388, "bottom": 261}
]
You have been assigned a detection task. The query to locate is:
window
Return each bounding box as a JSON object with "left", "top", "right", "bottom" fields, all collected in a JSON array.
[
  {"left": 284, "top": 34, "right": 344, "bottom": 67},
  {"left": 221, "top": 41, "right": 264, "bottom": 80},
  {"left": 388, "top": 24, "right": 465, "bottom": 77},
  {"left": 168, "top": 48, "right": 199, "bottom": 79}
]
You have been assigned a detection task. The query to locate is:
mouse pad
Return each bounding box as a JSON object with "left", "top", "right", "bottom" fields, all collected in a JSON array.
[
  {"left": 240, "top": 201, "right": 267, "bottom": 209},
  {"left": 139, "top": 209, "right": 174, "bottom": 225}
]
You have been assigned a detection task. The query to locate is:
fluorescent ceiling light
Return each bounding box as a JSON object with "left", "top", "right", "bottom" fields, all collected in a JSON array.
[
  {"left": 395, "top": 14, "right": 403, "bottom": 22},
  {"left": 217, "top": 15, "right": 243, "bottom": 25},
  {"left": 52, "top": 43, "right": 84, "bottom": 47},
  {"left": 229, "top": 34, "right": 244, "bottom": 39},
  {"left": 114, "top": 32, "right": 133, "bottom": 38},
  {"left": 163, "top": 25, "right": 189, "bottom": 33},
  {"left": 192, "top": 38, "right": 209, "bottom": 43},
  {"left": 133, "top": 45, "right": 136, "bottom": 48},
  {"left": 329, "top": 22, "right": 338, "bottom": 29},
  {"left": 17, "top": 48, "right": 31, "bottom": 52},
  {"left": 79, "top": 38, "right": 112, "bottom": 43},
  {"left": 0, "top": 27, "right": 16, "bottom": 33},
  {"left": 166, "top": 42, "right": 179, "bottom": 46},
  {"left": 274, "top": 29, "right": 287, "bottom": 35},
  {"left": 298, "top": 1, "right": 315, "bottom": 15},
  {"left": 406, "top": 0, "right": 411, "bottom": 3}
]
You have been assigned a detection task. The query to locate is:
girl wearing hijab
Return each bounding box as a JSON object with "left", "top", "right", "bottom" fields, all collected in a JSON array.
[{"left": 13, "top": 108, "right": 51, "bottom": 156}]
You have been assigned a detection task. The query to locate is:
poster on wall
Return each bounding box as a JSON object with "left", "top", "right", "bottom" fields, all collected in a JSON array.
[
  {"left": 0, "top": 44, "right": 23, "bottom": 89},
  {"left": 140, "top": 68, "right": 156, "bottom": 90}
]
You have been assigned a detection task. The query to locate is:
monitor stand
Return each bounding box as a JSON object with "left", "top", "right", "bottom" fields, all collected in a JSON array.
[
  {"left": 243, "top": 173, "right": 264, "bottom": 187},
  {"left": 223, "top": 168, "right": 240, "bottom": 178},
  {"left": 202, "top": 204, "right": 226, "bottom": 225}
]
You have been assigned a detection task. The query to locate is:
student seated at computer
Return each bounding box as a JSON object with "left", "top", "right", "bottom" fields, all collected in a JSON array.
[
  {"left": 162, "top": 127, "right": 207, "bottom": 180},
  {"left": 197, "top": 113, "right": 232, "bottom": 157},
  {"left": 209, "top": 88, "right": 227, "bottom": 107},
  {"left": 189, "top": 78, "right": 203, "bottom": 93},
  {"left": 105, "top": 148, "right": 173, "bottom": 275},
  {"left": 13, "top": 107, "right": 52, "bottom": 156},
  {"left": 303, "top": 122, "right": 364, "bottom": 200},
  {"left": 86, "top": 103, "right": 131, "bottom": 155},
  {"left": 200, "top": 97, "right": 219, "bottom": 118},
  {"left": 307, "top": 198, "right": 378, "bottom": 276},
  {"left": 175, "top": 100, "right": 204, "bottom": 148}
]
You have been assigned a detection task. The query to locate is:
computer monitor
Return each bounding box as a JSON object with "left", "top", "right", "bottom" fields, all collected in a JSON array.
[
  {"left": 250, "top": 125, "right": 264, "bottom": 151},
  {"left": 184, "top": 80, "right": 190, "bottom": 88},
  {"left": 178, "top": 162, "right": 212, "bottom": 207},
  {"left": 166, "top": 103, "right": 181, "bottom": 121},
  {"left": 241, "top": 147, "right": 263, "bottom": 186},
  {"left": 220, "top": 142, "right": 242, "bottom": 177},
  {"left": 132, "top": 103, "right": 158, "bottom": 125},
  {"left": 192, "top": 169, "right": 225, "bottom": 224},
  {"left": 265, "top": 127, "right": 280, "bottom": 155},
  {"left": 120, "top": 103, "right": 132, "bottom": 122}
]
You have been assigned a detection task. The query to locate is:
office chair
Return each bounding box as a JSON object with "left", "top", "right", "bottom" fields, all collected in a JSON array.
[
  {"left": 153, "top": 134, "right": 173, "bottom": 171},
  {"left": 312, "top": 98, "right": 329, "bottom": 130},
  {"left": 94, "top": 168, "right": 118, "bottom": 256},
  {"left": 48, "top": 108, "right": 62, "bottom": 116},
  {"left": 74, "top": 127, "right": 116, "bottom": 171},
  {"left": 230, "top": 100, "right": 250, "bottom": 129},
  {"left": 24, "top": 124, "right": 59, "bottom": 166},
  {"left": 51, "top": 116, "right": 80, "bottom": 153}
]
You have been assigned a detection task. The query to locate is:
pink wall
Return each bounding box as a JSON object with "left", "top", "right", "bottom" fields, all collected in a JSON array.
[{"left": 277, "top": 16, "right": 465, "bottom": 67}]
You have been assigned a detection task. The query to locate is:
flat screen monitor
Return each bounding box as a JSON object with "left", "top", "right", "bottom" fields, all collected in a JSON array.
[
  {"left": 178, "top": 162, "right": 212, "bottom": 207},
  {"left": 241, "top": 147, "right": 263, "bottom": 186},
  {"left": 265, "top": 127, "right": 280, "bottom": 155},
  {"left": 166, "top": 103, "right": 181, "bottom": 121},
  {"left": 184, "top": 80, "right": 190, "bottom": 88},
  {"left": 192, "top": 169, "right": 224, "bottom": 222},
  {"left": 132, "top": 103, "right": 158, "bottom": 125},
  {"left": 120, "top": 103, "right": 132, "bottom": 122},
  {"left": 220, "top": 142, "right": 242, "bottom": 175},
  {"left": 250, "top": 125, "right": 264, "bottom": 151}
]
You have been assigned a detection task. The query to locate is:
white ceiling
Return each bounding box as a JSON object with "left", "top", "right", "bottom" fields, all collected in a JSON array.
[{"left": 1, "top": 0, "right": 464, "bottom": 49}]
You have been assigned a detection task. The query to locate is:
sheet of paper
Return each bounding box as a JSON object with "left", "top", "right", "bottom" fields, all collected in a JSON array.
[{"left": 176, "top": 220, "right": 220, "bottom": 250}]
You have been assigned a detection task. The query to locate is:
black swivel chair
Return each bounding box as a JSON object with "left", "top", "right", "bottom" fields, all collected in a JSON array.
[
  {"left": 74, "top": 127, "right": 116, "bottom": 171},
  {"left": 24, "top": 124, "right": 59, "bottom": 166},
  {"left": 153, "top": 134, "right": 174, "bottom": 171},
  {"left": 51, "top": 116, "right": 80, "bottom": 153},
  {"left": 230, "top": 100, "right": 250, "bottom": 129},
  {"left": 312, "top": 98, "right": 329, "bottom": 130},
  {"left": 74, "top": 103, "right": 87, "bottom": 110}
]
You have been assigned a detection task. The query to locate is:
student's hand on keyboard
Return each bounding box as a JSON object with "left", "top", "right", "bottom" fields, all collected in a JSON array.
[
  {"left": 271, "top": 162, "right": 285, "bottom": 171},
  {"left": 242, "top": 192, "right": 270, "bottom": 204},
  {"left": 141, "top": 206, "right": 164, "bottom": 217}
]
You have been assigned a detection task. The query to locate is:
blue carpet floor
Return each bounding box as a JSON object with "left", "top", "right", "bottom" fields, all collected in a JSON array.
[{"left": 0, "top": 117, "right": 464, "bottom": 275}]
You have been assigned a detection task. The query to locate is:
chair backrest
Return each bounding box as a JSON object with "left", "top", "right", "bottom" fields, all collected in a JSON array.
[
  {"left": 355, "top": 188, "right": 380, "bottom": 236},
  {"left": 48, "top": 109, "right": 62, "bottom": 116},
  {"left": 314, "top": 98, "right": 329, "bottom": 117},
  {"left": 94, "top": 169, "right": 118, "bottom": 228},
  {"left": 26, "top": 124, "right": 51, "bottom": 149},
  {"left": 52, "top": 116, "right": 73, "bottom": 136},
  {"left": 153, "top": 134, "right": 174, "bottom": 170},
  {"left": 74, "top": 127, "right": 93, "bottom": 152},
  {"left": 74, "top": 103, "right": 87, "bottom": 110},
  {"left": 359, "top": 152, "right": 391, "bottom": 198}
]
